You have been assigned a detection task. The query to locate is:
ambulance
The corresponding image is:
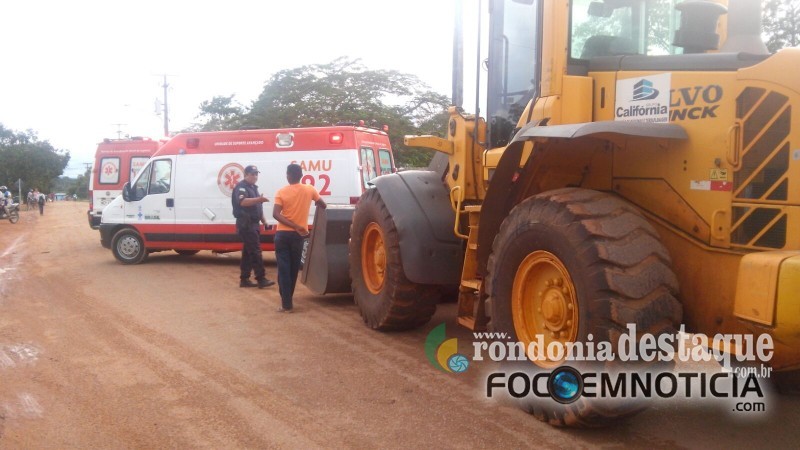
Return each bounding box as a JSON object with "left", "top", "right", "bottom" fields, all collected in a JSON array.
[
  {"left": 99, "top": 125, "right": 395, "bottom": 264},
  {"left": 88, "top": 137, "right": 161, "bottom": 229}
]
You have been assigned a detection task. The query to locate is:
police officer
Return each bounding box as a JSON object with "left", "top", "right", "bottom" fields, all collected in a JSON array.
[{"left": 232, "top": 165, "right": 275, "bottom": 288}]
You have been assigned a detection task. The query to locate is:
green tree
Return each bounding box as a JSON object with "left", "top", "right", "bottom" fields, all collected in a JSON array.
[
  {"left": 66, "top": 169, "right": 90, "bottom": 199},
  {"left": 193, "top": 57, "right": 450, "bottom": 167},
  {"left": 0, "top": 124, "right": 70, "bottom": 192},
  {"left": 194, "top": 95, "right": 245, "bottom": 131},
  {"left": 763, "top": 0, "right": 800, "bottom": 52}
]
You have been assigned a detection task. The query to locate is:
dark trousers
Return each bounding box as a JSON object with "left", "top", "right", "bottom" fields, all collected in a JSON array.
[
  {"left": 239, "top": 224, "right": 265, "bottom": 281},
  {"left": 275, "top": 231, "right": 304, "bottom": 309},
  {"left": 38, "top": 201, "right": 44, "bottom": 215}
]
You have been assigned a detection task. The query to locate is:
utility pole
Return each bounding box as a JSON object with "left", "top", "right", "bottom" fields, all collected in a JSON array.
[{"left": 161, "top": 74, "right": 170, "bottom": 136}]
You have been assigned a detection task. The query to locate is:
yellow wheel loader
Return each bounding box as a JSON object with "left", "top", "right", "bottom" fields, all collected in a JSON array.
[{"left": 303, "top": 0, "right": 800, "bottom": 426}]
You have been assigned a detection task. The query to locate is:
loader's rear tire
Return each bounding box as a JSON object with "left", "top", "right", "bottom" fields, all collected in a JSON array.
[
  {"left": 9, "top": 210, "right": 19, "bottom": 224},
  {"left": 349, "top": 189, "right": 440, "bottom": 330},
  {"left": 486, "top": 188, "right": 682, "bottom": 427}
]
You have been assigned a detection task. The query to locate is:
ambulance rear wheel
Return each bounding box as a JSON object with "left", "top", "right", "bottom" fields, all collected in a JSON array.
[
  {"left": 486, "top": 188, "right": 682, "bottom": 427},
  {"left": 112, "top": 228, "right": 148, "bottom": 265},
  {"left": 349, "top": 188, "right": 440, "bottom": 331}
]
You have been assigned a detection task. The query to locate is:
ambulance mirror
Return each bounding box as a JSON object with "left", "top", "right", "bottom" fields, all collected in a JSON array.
[{"left": 122, "top": 182, "right": 131, "bottom": 202}]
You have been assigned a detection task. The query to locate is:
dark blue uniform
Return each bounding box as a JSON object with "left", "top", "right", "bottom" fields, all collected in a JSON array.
[{"left": 232, "top": 179, "right": 265, "bottom": 282}]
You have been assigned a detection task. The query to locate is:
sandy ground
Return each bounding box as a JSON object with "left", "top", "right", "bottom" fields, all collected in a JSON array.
[{"left": 0, "top": 201, "right": 797, "bottom": 449}]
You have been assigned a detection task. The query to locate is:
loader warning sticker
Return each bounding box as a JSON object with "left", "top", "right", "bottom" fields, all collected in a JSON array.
[
  {"left": 615, "top": 73, "right": 671, "bottom": 123},
  {"left": 710, "top": 169, "right": 729, "bottom": 181},
  {"left": 218, "top": 163, "right": 245, "bottom": 197},
  {"left": 691, "top": 180, "right": 733, "bottom": 191}
]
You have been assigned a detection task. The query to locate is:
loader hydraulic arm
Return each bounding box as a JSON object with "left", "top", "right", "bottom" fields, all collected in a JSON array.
[{"left": 404, "top": 107, "right": 487, "bottom": 204}]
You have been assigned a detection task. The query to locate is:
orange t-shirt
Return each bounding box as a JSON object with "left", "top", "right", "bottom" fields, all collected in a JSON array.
[{"left": 274, "top": 183, "right": 321, "bottom": 231}]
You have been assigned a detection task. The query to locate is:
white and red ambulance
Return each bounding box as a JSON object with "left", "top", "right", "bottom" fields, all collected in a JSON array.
[
  {"left": 88, "top": 137, "right": 161, "bottom": 229},
  {"left": 99, "top": 125, "right": 395, "bottom": 264}
]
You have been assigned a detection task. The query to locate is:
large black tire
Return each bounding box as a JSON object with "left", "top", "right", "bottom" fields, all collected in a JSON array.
[
  {"left": 486, "top": 188, "right": 682, "bottom": 427},
  {"left": 8, "top": 210, "right": 19, "bottom": 224},
  {"left": 111, "top": 228, "right": 148, "bottom": 265},
  {"left": 349, "top": 189, "right": 441, "bottom": 330}
]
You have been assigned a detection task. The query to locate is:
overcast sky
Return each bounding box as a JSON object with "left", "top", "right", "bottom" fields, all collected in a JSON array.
[{"left": 0, "top": 0, "right": 483, "bottom": 178}]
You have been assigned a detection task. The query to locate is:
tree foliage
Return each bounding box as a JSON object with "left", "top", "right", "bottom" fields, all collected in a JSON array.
[
  {"left": 196, "top": 95, "right": 245, "bottom": 131},
  {"left": 0, "top": 124, "right": 69, "bottom": 193},
  {"left": 52, "top": 170, "right": 90, "bottom": 199},
  {"left": 763, "top": 0, "right": 800, "bottom": 52},
  {"left": 192, "top": 58, "right": 450, "bottom": 168}
]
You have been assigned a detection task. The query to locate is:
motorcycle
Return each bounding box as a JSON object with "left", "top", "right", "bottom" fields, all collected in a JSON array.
[{"left": 0, "top": 203, "right": 20, "bottom": 224}]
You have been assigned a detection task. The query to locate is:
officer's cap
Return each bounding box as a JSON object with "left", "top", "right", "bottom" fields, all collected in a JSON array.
[{"left": 244, "top": 165, "right": 260, "bottom": 174}]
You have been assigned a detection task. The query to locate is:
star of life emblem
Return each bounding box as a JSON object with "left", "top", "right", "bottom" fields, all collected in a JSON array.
[{"left": 218, "top": 163, "right": 245, "bottom": 197}]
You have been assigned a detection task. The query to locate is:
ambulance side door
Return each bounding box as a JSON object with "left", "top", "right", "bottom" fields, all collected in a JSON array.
[{"left": 125, "top": 157, "right": 177, "bottom": 243}]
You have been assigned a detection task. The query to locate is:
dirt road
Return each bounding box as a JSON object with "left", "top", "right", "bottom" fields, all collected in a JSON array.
[{"left": 0, "top": 202, "right": 796, "bottom": 448}]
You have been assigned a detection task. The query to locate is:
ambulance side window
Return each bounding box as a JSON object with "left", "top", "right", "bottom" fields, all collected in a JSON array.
[
  {"left": 378, "top": 149, "right": 393, "bottom": 175},
  {"left": 149, "top": 160, "right": 172, "bottom": 194},
  {"left": 98, "top": 157, "right": 120, "bottom": 185},
  {"left": 132, "top": 164, "right": 151, "bottom": 200},
  {"left": 360, "top": 147, "right": 377, "bottom": 185}
]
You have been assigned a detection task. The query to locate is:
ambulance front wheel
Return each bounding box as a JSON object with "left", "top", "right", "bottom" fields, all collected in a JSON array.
[{"left": 112, "top": 228, "right": 148, "bottom": 265}]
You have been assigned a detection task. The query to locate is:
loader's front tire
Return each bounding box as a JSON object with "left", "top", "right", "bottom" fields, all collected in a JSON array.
[
  {"left": 349, "top": 189, "right": 440, "bottom": 330},
  {"left": 486, "top": 188, "right": 682, "bottom": 427}
]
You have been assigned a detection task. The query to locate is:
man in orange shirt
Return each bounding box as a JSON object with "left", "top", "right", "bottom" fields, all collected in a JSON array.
[{"left": 273, "top": 163, "right": 327, "bottom": 312}]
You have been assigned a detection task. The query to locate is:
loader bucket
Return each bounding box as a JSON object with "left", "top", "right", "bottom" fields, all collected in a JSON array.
[{"left": 301, "top": 205, "right": 356, "bottom": 295}]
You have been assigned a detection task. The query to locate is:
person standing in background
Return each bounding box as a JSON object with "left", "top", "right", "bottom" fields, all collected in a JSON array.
[{"left": 37, "top": 190, "right": 45, "bottom": 215}]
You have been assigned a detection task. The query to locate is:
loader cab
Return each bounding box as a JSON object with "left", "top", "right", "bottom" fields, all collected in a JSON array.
[
  {"left": 486, "top": 0, "right": 542, "bottom": 150},
  {"left": 569, "top": 0, "right": 683, "bottom": 61},
  {"left": 485, "top": 0, "right": 730, "bottom": 149}
]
